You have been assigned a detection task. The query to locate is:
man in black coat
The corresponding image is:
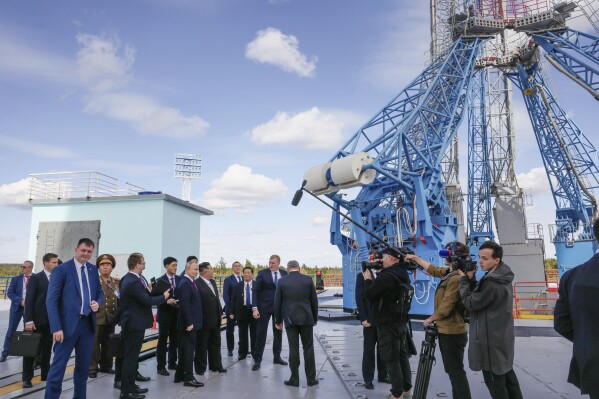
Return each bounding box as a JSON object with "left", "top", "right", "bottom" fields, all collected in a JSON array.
[
  {"left": 223, "top": 261, "right": 243, "bottom": 357},
  {"left": 194, "top": 262, "right": 226, "bottom": 375},
  {"left": 274, "top": 260, "right": 319, "bottom": 387},
  {"left": 118, "top": 253, "right": 169, "bottom": 399},
  {"left": 231, "top": 266, "right": 257, "bottom": 360},
  {"left": 156, "top": 256, "right": 181, "bottom": 376},
  {"left": 251, "top": 254, "right": 288, "bottom": 370},
  {"left": 555, "top": 218, "right": 599, "bottom": 399},
  {"left": 174, "top": 259, "right": 203, "bottom": 388},
  {"left": 22, "top": 253, "right": 59, "bottom": 387}
]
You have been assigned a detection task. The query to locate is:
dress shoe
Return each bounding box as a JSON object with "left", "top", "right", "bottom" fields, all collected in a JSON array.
[
  {"left": 113, "top": 380, "right": 121, "bottom": 390},
  {"left": 135, "top": 372, "right": 150, "bottom": 382},
  {"left": 173, "top": 377, "right": 183, "bottom": 383},
  {"left": 238, "top": 355, "right": 246, "bottom": 361},
  {"left": 22, "top": 380, "right": 33, "bottom": 388},
  {"left": 100, "top": 368, "right": 115, "bottom": 374},
  {"left": 89, "top": 371, "right": 98, "bottom": 378},
  {"left": 379, "top": 376, "right": 391, "bottom": 384},
  {"left": 252, "top": 363, "right": 261, "bottom": 371},
  {"left": 195, "top": 369, "right": 205, "bottom": 376},
  {"left": 119, "top": 393, "right": 145, "bottom": 399},
  {"left": 157, "top": 367, "right": 170, "bottom": 376},
  {"left": 227, "top": 351, "right": 233, "bottom": 357},
  {"left": 364, "top": 382, "right": 374, "bottom": 390},
  {"left": 284, "top": 379, "right": 299, "bottom": 387},
  {"left": 40, "top": 375, "right": 47, "bottom": 382},
  {"left": 184, "top": 379, "right": 204, "bottom": 388},
  {"left": 0, "top": 355, "right": 7, "bottom": 362},
  {"left": 273, "top": 358, "right": 288, "bottom": 365},
  {"left": 134, "top": 387, "right": 149, "bottom": 394},
  {"left": 209, "top": 368, "right": 227, "bottom": 373},
  {"left": 307, "top": 380, "right": 319, "bottom": 387},
  {"left": 167, "top": 364, "right": 177, "bottom": 370}
]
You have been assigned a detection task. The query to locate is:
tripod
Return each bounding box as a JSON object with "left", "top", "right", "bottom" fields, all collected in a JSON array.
[{"left": 413, "top": 323, "right": 438, "bottom": 399}]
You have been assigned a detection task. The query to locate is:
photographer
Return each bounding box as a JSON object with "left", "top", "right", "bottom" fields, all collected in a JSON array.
[
  {"left": 363, "top": 248, "right": 412, "bottom": 399},
  {"left": 405, "top": 242, "right": 472, "bottom": 399}
]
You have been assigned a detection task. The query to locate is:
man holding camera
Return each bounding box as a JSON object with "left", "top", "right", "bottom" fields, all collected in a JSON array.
[
  {"left": 405, "top": 242, "right": 472, "bottom": 399},
  {"left": 363, "top": 248, "right": 412, "bottom": 399}
]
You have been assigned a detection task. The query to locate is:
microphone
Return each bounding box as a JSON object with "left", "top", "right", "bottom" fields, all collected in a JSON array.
[{"left": 291, "top": 180, "right": 307, "bottom": 206}]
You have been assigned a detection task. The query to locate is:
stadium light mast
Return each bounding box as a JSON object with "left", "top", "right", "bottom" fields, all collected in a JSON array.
[{"left": 174, "top": 153, "right": 202, "bottom": 201}]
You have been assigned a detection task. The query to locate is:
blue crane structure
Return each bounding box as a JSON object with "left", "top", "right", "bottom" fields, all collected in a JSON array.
[{"left": 296, "top": 1, "right": 599, "bottom": 314}]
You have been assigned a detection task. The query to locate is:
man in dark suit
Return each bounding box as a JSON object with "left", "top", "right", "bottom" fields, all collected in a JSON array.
[
  {"left": 195, "top": 262, "right": 227, "bottom": 375},
  {"left": 156, "top": 256, "right": 181, "bottom": 376},
  {"left": 118, "top": 252, "right": 169, "bottom": 399},
  {"left": 223, "top": 261, "right": 243, "bottom": 357},
  {"left": 274, "top": 260, "right": 319, "bottom": 387},
  {"left": 555, "top": 218, "right": 599, "bottom": 399},
  {"left": 251, "top": 254, "right": 288, "bottom": 370},
  {"left": 174, "top": 259, "right": 203, "bottom": 387},
  {"left": 231, "top": 266, "right": 257, "bottom": 360},
  {"left": 0, "top": 260, "right": 33, "bottom": 362},
  {"left": 22, "top": 254, "right": 57, "bottom": 387},
  {"left": 45, "top": 238, "right": 104, "bottom": 399},
  {"left": 355, "top": 249, "right": 388, "bottom": 390}
]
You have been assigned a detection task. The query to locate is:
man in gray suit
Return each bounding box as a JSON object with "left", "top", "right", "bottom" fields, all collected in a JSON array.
[{"left": 274, "top": 260, "right": 319, "bottom": 388}]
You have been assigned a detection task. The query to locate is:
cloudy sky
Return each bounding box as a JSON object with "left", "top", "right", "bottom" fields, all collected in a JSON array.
[{"left": 0, "top": 0, "right": 597, "bottom": 267}]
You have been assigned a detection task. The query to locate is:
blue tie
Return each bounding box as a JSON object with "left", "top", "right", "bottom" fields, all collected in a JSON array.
[
  {"left": 245, "top": 283, "right": 251, "bottom": 307},
  {"left": 81, "top": 265, "right": 91, "bottom": 316},
  {"left": 274, "top": 271, "right": 278, "bottom": 287}
]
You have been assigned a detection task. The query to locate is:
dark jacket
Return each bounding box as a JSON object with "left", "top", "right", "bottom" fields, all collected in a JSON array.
[
  {"left": 7, "top": 274, "right": 25, "bottom": 313},
  {"left": 459, "top": 261, "right": 515, "bottom": 375},
  {"left": 196, "top": 277, "right": 223, "bottom": 330},
  {"left": 156, "top": 273, "right": 181, "bottom": 324},
  {"left": 355, "top": 272, "right": 374, "bottom": 322},
  {"left": 24, "top": 271, "right": 50, "bottom": 327},
  {"left": 363, "top": 263, "right": 411, "bottom": 326},
  {"left": 223, "top": 274, "right": 242, "bottom": 316},
  {"left": 253, "top": 268, "right": 288, "bottom": 314},
  {"left": 177, "top": 276, "right": 203, "bottom": 331},
  {"left": 232, "top": 279, "right": 255, "bottom": 322},
  {"left": 554, "top": 253, "right": 599, "bottom": 395},
  {"left": 119, "top": 272, "right": 166, "bottom": 332},
  {"left": 274, "top": 272, "right": 318, "bottom": 327}
]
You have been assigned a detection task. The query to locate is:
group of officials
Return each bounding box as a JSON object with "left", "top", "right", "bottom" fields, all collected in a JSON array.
[{"left": 0, "top": 242, "right": 320, "bottom": 399}]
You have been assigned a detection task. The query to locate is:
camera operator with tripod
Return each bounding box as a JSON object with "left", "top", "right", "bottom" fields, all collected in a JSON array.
[
  {"left": 363, "top": 247, "right": 413, "bottom": 399},
  {"left": 405, "top": 241, "right": 473, "bottom": 399}
]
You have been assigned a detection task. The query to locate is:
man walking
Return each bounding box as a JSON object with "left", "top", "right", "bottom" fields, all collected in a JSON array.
[
  {"left": 231, "top": 266, "right": 257, "bottom": 360},
  {"left": 223, "top": 261, "right": 243, "bottom": 357},
  {"left": 156, "top": 256, "right": 180, "bottom": 376}
]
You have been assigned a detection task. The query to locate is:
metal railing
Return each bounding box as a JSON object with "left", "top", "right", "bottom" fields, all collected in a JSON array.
[{"left": 513, "top": 281, "right": 559, "bottom": 319}]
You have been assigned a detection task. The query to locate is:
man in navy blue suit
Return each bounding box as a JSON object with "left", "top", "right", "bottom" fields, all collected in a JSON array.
[
  {"left": 0, "top": 260, "right": 33, "bottom": 362},
  {"left": 119, "top": 253, "right": 169, "bottom": 399},
  {"left": 156, "top": 256, "right": 181, "bottom": 376},
  {"left": 223, "top": 261, "right": 243, "bottom": 357},
  {"left": 251, "top": 254, "right": 288, "bottom": 370},
  {"left": 45, "top": 238, "right": 104, "bottom": 399},
  {"left": 174, "top": 259, "right": 203, "bottom": 387},
  {"left": 231, "top": 266, "right": 257, "bottom": 360}
]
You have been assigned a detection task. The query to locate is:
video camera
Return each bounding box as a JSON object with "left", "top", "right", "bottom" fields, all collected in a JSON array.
[
  {"left": 362, "top": 246, "right": 420, "bottom": 273},
  {"left": 438, "top": 248, "right": 478, "bottom": 273},
  {"left": 361, "top": 251, "right": 383, "bottom": 273}
]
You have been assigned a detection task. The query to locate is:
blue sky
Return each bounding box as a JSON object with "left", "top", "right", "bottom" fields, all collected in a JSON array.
[{"left": 0, "top": 0, "right": 597, "bottom": 268}]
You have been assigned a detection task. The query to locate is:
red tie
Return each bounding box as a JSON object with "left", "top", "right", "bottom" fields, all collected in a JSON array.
[{"left": 25, "top": 275, "right": 30, "bottom": 287}]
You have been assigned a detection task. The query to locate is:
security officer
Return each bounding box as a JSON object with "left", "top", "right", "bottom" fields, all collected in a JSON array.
[{"left": 90, "top": 254, "right": 119, "bottom": 378}]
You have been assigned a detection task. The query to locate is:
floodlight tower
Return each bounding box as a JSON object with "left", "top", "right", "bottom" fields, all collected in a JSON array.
[{"left": 174, "top": 153, "right": 202, "bottom": 202}]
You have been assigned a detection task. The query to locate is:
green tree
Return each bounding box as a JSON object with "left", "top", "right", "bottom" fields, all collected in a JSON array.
[{"left": 544, "top": 258, "right": 557, "bottom": 270}]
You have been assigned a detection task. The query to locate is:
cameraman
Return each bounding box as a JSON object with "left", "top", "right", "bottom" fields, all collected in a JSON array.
[
  {"left": 405, "top": 242, "right": 472, "bottom": 399},
  {"left": 363, "top": 248, "right": 412, "bottom": 399}
]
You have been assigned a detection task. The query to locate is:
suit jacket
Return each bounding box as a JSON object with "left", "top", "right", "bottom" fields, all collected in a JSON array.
[
  {"left": 24, "top": 271, "right": 50, "bottom": 327},
  {"left": 355, "top": 272, "right": 374, "bottom": 323},
  {"left": 46, "top": 259, "right": 103, "bottom": 338},
  {"left": 232, "top": 280, "right": 255, "bottom": 321},
  {"left": 555, "top": 253, "right": 599, "bottom": 395},
  {"left": 274, "top": 271, "right": 318, "bottom": 328},
  {"left": 7, "top": 274, "right": 25, "bottom": 313},
  {"left": 156, "top": 273, "right": 181, "bottom": 324},
  {"left": 223, "top": 274, "right": 242, "bottom": 316},
  {"left": 253, "top": 268, "right": 288, "bottom": 315},
  {"left": 96, "top": 276, "right": 119, "bottom": 325},
  {"left": 177, "top": 276, "right": 203, "bottom": 331},
  {"left": 119, "top": 272, "right": 166, "bottom": 332},
  {"left": 196, "top": 277, "right": 222, "bottom": 330}
]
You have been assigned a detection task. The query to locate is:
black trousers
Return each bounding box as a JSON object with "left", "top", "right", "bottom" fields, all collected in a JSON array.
[
  {"left": 482, "top": 369, "right": 523, "bottom": 399},
  {"left": 225, "top": 316, "right": 236, "bottom": 353},
  {"left": 120, "top": 330, "right": 144, "bottom": 395},
  {"left": 378, "top": 323, "right": 412, "bottom": 398},
  {"left": 22, "top": 325, "right": 52, "bottom": 381},
  {"left": 253, "top": 312, "right": 282, "bottom": 363},
  {"left": 438, "top": 332, "right": 472, "bottom": 399},
  {"left": 175, "top": 330, "right": 196, "bottom": 382},
  {"left": 157, "top": 318, "right": 178, "bottom": 369},
  {"left": 195, "top": 327, "right": 222, "bottom": 372},
  {"left": 237, "top": 309, "right": 257, "bottom": 357},
  {"left": 362, "top": 325, "right": 387, "bottom": 383},
  {"left": 285, "top": 325, "right": 316, "bottom": 384},
  {"left": 90, "top": 323, "right": 115, "bottom": 372}
]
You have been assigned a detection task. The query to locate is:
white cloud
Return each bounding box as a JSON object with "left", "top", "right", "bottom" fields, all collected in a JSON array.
[
  {"left": 250, "top": 107, "right": 349, "bottom": 150},
  {"left": 0, "top": 178, "right": 30, "bottom": 208},
  {"left": 517, "top": 167, "right": 552, "bottom": 195},
  {"left": 201, "top": 164, "right": 287, "bottom": 212},
  {"left": 312, "top": 215, "right": 329, "bottom": 226},
  {"left": 0, "top": 135, "right": 74, "bottom": 159},
  {"left": 245, "top": 27, "right": 317, "bottom": 78}
]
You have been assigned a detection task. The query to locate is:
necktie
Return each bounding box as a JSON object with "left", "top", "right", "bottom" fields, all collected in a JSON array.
[
  {"left": 140, "top": 276, "right": 148, "bottom": 290},
  {"left": 237, "top": 275, "right": 241, "bottom": 283},
  {"left": 274, "top": 271, "right": 278, "bottom": 287},
  {"left": 170, "top": 277, "right": 175, "bottom": 290},
  {"left": 194, "top": 280, "right": 199, "bottom": 291},
  {"left": 81, "top": 266, "right": 91, "bottom": 316},
  {"left": 245, "top": 283, "right": 251, "bottom": 307},
  {"left": 25, "top": 275, "right": 30, "bottom": 287}
]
